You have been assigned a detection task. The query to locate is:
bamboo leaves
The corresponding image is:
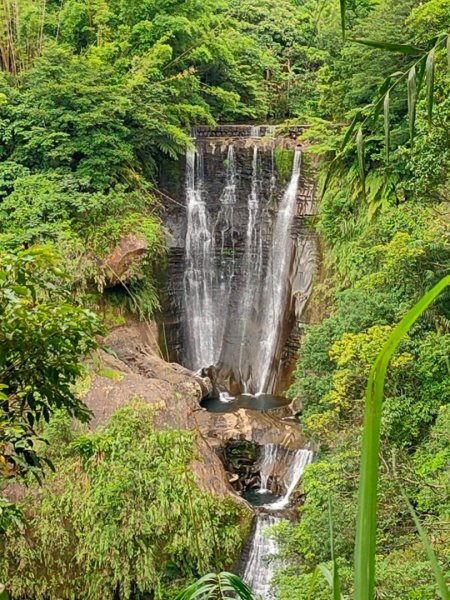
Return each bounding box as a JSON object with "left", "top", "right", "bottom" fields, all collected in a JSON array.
[
  {"left": 426, "top": 49, "right": 435, "bottom": 125},
  {"left": 354, "top": 275, "right": 450, "bottom": 600},
  {"left": 356, "top": 126, "right": 365, "bottom": 195},
  {"left": 349, "top": 38, "right": 424, "bottom": 55},
  {"left": 407, "top": 65, "right": 417, "bottom": 145},
  {"left": 383, "top": 90, "right": 390, "bottom": 161}
]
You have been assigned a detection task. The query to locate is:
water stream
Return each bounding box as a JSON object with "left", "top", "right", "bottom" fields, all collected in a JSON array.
[{"left": 242, "top": 447, "right": 313, "bottom": 597}]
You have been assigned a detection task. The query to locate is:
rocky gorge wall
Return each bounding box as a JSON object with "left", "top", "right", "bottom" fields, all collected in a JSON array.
[{"left": 159, "top": 126, "right": 317, "bottom": 395}]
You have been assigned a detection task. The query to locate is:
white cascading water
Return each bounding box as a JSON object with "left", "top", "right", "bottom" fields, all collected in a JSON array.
[
  {"left": 242, "top": 514, "right": 281, "bottom": 600},
  {"left": 258, "top": 443, "right": 279, "bottom": 492},
  {"left": 238, "top": 144, "right": 263, "bottom": 390},
  {"left": 183, "top": 147, "right": 217, "bottom": 368},
  {"left": 215, "top": 145, "right": 237, "bottom": 360},
  {"left": 268, "top": 448, "right": 313, "bottom": 510},
  {"left": 243, "top": 446, "right": 313, "bottom": 597},
  {"left": 182, "top": 139, "right": 307, "bottom": 394},
  {"left": 255, "top": 148, "right": 302, "bottom": 394}
]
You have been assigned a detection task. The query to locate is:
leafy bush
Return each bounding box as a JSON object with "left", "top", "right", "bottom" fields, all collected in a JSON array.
[{"left": 0, "top": 400, "right": 249, "bottom": 600}]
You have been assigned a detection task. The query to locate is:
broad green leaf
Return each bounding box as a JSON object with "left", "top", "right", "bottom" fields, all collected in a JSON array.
[
  {"left": 356, "top": 126, "right": 365, "bottom": 196},
  {"left": 384, "top": 90, "right": 390, "bottom": 162},
  {"left": 354, "top": 275, "right": 450, "bottom": 600},
  {"left": 348, "top": 38, "right": 424, "bottom": 55},
  {"left": 426, "top": 49, "right": 435, "bottom": 125},
  {"left": 402, "top": 491, "right": 450, "bottom": 600},
  {"left": 407, "top": 65, "right": 417, "bottom": 145}
]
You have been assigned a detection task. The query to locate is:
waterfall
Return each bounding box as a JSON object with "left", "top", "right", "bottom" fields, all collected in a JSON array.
[
  {"left": 238, "top": 144, "right": 263, "bottom": 391},
  {"left": 258, "top": 443, "right": 279, "bottom": 492},
  {"left": 183, "top": 147, "right": 216, "bottom": 368},
  {"left": 255, "top": 148, "right": 302, "bottom": 393},
  {"left": 241, "top": 446, "right": 313, "bottom": 597},
  {"left": 215, "top": 145, "right": 237, "bottom": 359},
  {"left": 269, "top": 448, "right": 313, "bottom": 510},
  {"left": 242, "top": 514, "right": 281, "bottom": 599},
  {"left": 181, "top": 138, "right": 309, "bottom": 394}
]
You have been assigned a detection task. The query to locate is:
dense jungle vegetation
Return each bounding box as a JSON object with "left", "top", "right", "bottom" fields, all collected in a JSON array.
[{"left": 0, "top": 0, "right": 449, "bottom": 598}]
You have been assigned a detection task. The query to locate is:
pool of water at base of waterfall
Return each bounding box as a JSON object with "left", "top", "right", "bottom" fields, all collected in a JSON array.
[{"left": 201, "top": 393, "right": 290, "bottom": 413}]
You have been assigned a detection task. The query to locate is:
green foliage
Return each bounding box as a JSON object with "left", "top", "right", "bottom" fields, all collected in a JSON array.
[
  {"left": 354, "top": 275, "right": 450, "bottom": 600},
  {"left": 0, "top": 401, "right": 249, "bottom": 600},
  {"left": 175, "top": 572, "right": 255, "bottom": 600},
  {"left": 0, "top": 246, "right": 100, "bottom": 485}
]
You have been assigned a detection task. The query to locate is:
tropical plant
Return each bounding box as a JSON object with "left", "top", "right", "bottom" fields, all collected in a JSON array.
[
  {"left": 0, "top": 246, "right": 100, "bottom": 486},
  {"left": 175, "top": 572, "right": 255, "bottom": 600}
]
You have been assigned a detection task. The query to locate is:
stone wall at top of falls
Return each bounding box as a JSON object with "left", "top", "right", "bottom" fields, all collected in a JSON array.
[{"left": 159, "top": 126, "right": 316, "bottom": 396}]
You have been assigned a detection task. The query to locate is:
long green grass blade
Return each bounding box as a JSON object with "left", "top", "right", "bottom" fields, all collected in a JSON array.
[
  {"left": 401, "top": 491, "right": 450, "bottom": 600},
  {"left": 426, "top": 49, "right": 435, "bottom": 125},
  {"left": 354, "top": 275, "right": 450, "bottom": 600},
  {"left": 348, "top": 38, "right": 424, "bottom": 55},
  {"left": 407, "top": 65, "right": 417, "bottom": 146},
  {"left": 384, "top": 90, "right": 390, "bottom": 162},
  {"left": 307, "top": 567, "right": 319, "bottom": 600},
  {"left": 356, "top": 126, "right": 365, "bottom": 196}
]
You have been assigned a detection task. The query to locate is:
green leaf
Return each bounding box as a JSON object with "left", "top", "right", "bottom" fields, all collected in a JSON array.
[
  {"left": 407, "top": 65, "right": 417, "bottom": 146},
  {"left": 348, "top": 38, "right": 424, "bottom": 55},
  {"left": 384, "top": 90, "right": 390, "bottom": 162},
  {"left": 341, "top": 111, "right": 362, "bottom": 150},
  {"left": 175, "top": 573, "right": 255, "bottom": 600},
  {"left": 356, "top": 126, "right": 365, "bottom": 196},
  {"left": 340, "top": 0, "right": 346, "bottom": 40},
  {"left": 426, "top": 49, "right": 435, "bottom": 125},
  {"left": 354, "top": 275, "right": 450, "bottom": 600},
  {"left": 447, "top": 34, "right": 450, "bottom": 72}
]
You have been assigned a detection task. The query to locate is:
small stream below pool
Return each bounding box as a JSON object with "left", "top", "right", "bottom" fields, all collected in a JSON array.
[{"left": 202, "top": 392, "right": 313, "bottom": 598}]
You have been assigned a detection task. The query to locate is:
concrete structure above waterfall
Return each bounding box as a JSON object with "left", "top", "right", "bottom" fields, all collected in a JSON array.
[{"left": 159, "top": 125, "right": 317, "bottom": 396}]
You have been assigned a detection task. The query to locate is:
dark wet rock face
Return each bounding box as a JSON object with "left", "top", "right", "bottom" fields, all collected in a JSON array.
[{"left": 160, "top": 126, "right": 316, "bottom": 396}]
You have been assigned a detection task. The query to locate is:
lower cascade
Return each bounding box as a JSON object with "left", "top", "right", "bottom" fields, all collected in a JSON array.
[
  {"left": 242, "top": 514, "right": 282, "bottom": 599},
  {"left": 241, "top": 447, "right": 313, "bottom": 597}
]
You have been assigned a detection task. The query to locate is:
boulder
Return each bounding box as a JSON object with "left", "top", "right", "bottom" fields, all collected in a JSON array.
[{"left": 104, "top": 234, "right": 148, "bottom": 285}]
